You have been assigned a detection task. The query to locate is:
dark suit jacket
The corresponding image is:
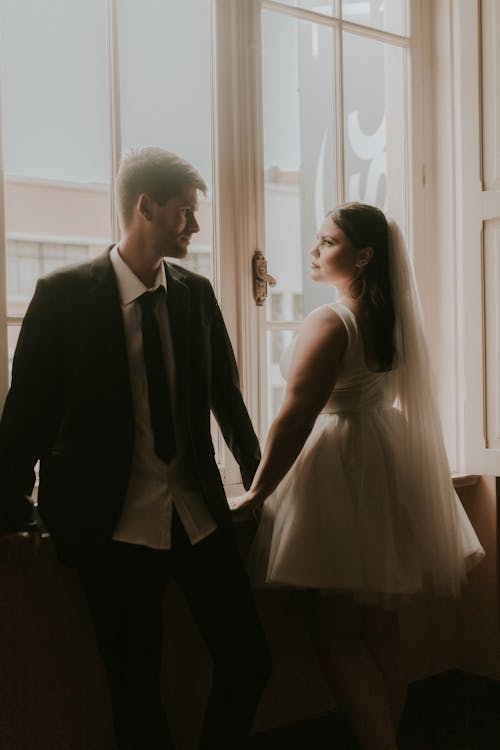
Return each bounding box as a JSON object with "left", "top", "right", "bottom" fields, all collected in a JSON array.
[{"left": 0, "top": 249, "right": 261, "bottom": 561}]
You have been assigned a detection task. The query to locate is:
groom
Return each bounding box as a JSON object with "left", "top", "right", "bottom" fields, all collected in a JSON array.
[{"left": 0, "top": 147, "right": 270, "bottom": 749}]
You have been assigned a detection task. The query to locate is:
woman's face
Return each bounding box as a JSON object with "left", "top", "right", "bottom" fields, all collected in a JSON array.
[{"left": 310, "top": 216, "right": 358, "bottom": 286}]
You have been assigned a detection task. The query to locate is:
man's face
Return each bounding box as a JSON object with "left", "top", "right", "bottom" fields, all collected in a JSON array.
[{"left": 151, "top": 183, "right": 200, "bottom": 259}]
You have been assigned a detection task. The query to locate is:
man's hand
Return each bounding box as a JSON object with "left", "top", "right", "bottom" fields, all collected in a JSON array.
[
  {"left": 228, "top": 491, "right": 264, "bottom": 522},
  {"left": 0, "top": 531, "right": 42, "bottom": 566}
]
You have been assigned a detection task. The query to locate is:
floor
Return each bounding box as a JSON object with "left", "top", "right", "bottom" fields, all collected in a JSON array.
[{"left": 250, "top": 671, "right": 500, "bottom": 750}]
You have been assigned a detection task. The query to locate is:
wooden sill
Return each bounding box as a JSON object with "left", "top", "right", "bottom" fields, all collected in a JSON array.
[{"left": 452, "top": 474, "right": 480, "bottom": 488}]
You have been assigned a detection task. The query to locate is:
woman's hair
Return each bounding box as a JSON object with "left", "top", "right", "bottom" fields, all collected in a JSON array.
[{"left": 328, "top": 202, "right": 395, "bottom": 371}]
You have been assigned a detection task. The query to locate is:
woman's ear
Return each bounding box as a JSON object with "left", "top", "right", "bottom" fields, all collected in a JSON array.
[{"left": 356, "top": 246, "right": 374, "bottom": 269}]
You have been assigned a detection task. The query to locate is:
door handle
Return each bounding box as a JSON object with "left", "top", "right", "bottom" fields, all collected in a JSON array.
[{"left": 252, "top": 250, "right": 277, "bottom": 306}]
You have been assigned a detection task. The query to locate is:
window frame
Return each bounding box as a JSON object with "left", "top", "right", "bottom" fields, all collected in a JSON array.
[
  {"left": 0, "top": 92, "right": 9, "bottom": 403},
  {"left": 212, "top": 0, "right": 427, "bottom": 483},
  {"left": 3, "top": 0, "right": 477, "bottom": 483},
  {"left": 453, "top": 0, "right": 500, "bottom": 474},
  {"left": 216, "top": 0, "right": 423, "bottom": 437},
  {"left": 413, "top": 0, "right": 500, "bottom": 476}
]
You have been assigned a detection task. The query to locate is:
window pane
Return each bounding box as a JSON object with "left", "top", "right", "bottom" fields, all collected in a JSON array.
[
  {"left": 343, "top": 32, "right": 408, "bottom": 229},
  {"left": 7, "top": 325, "right": 21, "bottom": 383},
  {"left": 117, "top": 0, "right": 214, "bottom": 282},
  {"left": 267, "top": 329, "right": 296, "bottom": 422},
  {"left": 6, "top": 239, "right": 96, "bottom": 305},
  {"left": 341, "top": 0, "right": 409, "bottom": 37},
  {"left": 262, "top": 10, "right": 338, "bottom": 324},
  {"left": 0, "top": 0, "right": 112, "bottom": 318},
  {"left": 273, "top": 0, "right": 337, "bottom": 16}
]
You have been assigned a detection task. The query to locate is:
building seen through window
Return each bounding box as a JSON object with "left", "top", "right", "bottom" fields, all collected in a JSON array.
[
  {"left": 0, "top": 0, "right": 215, "bottom": 379},
  {"left": 7, "top": 239, "right": 90, "bottom": 300}
]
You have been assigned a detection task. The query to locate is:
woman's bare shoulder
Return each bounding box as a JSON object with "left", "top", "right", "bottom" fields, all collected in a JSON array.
[
  {"left": 295, "top": 305, "right": 348, "bottom": 359},
  {"left": 302, "top": 305, "right": 347, "bottom": 337}
]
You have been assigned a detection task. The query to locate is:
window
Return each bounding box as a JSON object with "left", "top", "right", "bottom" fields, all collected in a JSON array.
[
  {"left": 115, "top": 0, "right": 215, "bottom": 282},
  {"left": 176, "top": 247, "right": 213, "bottom": 280},
  {"left": 0, "top": 0, "right": 214, "bottom": 381},
  {"left": 0, "top": 0, "right": 112, "bottom": 391},
  {"left": 0, "top": 1, "right": 440, "bottom": 481},
  {"left": 7, "top": 238, "right": 90, "bottom": 300},
  {"left": 270, "top": 292, "right": 284, "bottom": 322},
  {"left": 259, "top": 0, "right": 410, "bottom": 431},
  {"left": 0, "top": 0, "right": 223, "bottom": 469},
  {"left": 6, "top": 235, "right": 90, "bottom": 371},
  {"left": 268, "top": 329, "right": 295, "bottom": 422},
  {"left": 448, "top": 0, "right": 500, "bottom": 473}
]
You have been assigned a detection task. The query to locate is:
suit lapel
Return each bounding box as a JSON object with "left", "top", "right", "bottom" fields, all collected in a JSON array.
[
  {"left": 88, "top": 248, "right": 132, "bottom": 405},
  {"left": 164, "top": 261, "right": 191, "bottom": 403}
]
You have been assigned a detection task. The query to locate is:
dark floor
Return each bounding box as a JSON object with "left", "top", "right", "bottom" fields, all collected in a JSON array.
[{"left": 250, "top": 671, "right": 500, "bottom": 750}]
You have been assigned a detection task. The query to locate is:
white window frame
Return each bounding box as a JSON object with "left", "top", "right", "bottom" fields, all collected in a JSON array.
[
  {"left": 411, "top": 0, "right": 466, "bottom": 474},
  {"left": 213, "top": 0, "right": 425, "bottom": 438},
  {"left": 417, "top": 0, "right": 500, "bottom": 477},
  {"left": 455, "top": 0, "right": 500, "bottom": 475},
  {"left": 3, "top": 0, "right": 483, "bottom": 484},
  {"left": 0, "top": 111, "right": 8, "bottom": 403}
]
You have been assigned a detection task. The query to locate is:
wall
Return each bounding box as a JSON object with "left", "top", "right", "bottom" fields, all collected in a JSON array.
[
  {"left": 0, "top": 480, "right": 497, "bottom": 750},
  {"left": 457, "top": 477, "right": 500, "bottom": 678}
]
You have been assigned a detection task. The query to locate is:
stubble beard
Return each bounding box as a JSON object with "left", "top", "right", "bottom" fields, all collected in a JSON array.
[{"left": 163, "top": 236, "right": 190, "bottom": 260}]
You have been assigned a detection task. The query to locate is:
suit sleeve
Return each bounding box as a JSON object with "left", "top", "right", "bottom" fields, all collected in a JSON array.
[
  {"left": 0, "top": 277, "right": 62, "bottom": 533},
  {"left": 209, "top": 292, "right": 261, "bottom": 489}
]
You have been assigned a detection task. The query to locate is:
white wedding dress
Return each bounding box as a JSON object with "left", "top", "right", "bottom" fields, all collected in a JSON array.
[{"left": 248, "top": 301, "right": 484, "bottom": 607}]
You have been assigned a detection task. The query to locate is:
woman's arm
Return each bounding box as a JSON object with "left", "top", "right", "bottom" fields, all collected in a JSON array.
[{"left": 229, "top": 306, "right": 347, "bottom": 511}]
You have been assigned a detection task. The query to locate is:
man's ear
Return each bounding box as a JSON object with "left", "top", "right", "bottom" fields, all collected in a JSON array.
[
  {"left": 356, "top": 246, "right": 374, "bottom": 269},
  {"left": 137, "top": 193, "right": 153, "bottom": 221}
]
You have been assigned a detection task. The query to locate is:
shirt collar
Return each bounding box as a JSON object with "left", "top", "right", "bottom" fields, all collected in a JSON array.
[{"left": 110, "top": 244, "right": 167, "bottom": 306}]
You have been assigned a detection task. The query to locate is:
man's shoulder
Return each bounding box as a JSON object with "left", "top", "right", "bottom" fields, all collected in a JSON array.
[
  {"left": 38, "top": 249, "right": 111, "bottom": 290},
  {"left": 166, "top": 261, "right": 214, "bottom": 294}
]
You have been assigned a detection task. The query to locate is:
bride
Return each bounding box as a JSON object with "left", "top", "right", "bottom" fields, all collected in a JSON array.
[{"left": 229, "top": 202, "right": 484, "bottom": 750}]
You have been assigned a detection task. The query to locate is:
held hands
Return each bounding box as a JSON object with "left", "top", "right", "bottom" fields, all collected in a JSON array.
[
  {"left": 0, "top": 530, "right": 42, "bottom": 566},
  {"left": 228, "top": 491, "right": 264, "bottom": 522}
]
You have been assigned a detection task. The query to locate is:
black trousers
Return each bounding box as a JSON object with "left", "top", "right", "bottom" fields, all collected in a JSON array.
[{"left": 76, "top": 512, "right": 271, "bottom": 750}]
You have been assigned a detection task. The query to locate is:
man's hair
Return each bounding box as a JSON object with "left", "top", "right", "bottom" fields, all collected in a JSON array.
[{"left": 116, "top": 147, "right": 208, "bottom": 227}]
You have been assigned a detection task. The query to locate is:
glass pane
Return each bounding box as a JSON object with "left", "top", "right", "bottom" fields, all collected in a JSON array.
[
  {"left": 343, "top": 33, "right": 407, "bottom": 230},
  {"left": 267, "top": 329, "right": 297, "bottom": 423},
  {"left": 7, "top": 325, "right": 21, "bottom": 383},
  {"left": 262, "top": 10, "right": 338, "bottom": 323},
  {"left": 117, "top": 0, "right": 214, "bottom": 282},
  {"left": 274, "top": 0, "right": 337, "bottom": 16},
  {"left": 0, "top": 0, "right": 112, "bottom": 319},
  {"left": 341, "top": 0, "right": 409, "bottom": 36}
]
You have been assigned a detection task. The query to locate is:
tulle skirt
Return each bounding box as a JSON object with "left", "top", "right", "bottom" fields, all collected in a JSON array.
[{"left": 248, "top": 408, "right": 484, "bottom": 608}]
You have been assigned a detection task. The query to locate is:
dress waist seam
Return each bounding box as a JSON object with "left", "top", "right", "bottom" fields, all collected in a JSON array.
[{"left": 320, "top": 405, "right": 391, "bottom": 415}]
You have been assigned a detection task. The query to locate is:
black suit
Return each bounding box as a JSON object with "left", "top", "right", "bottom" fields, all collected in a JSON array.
[{"left": 0, "top": 249, "right": 270, "bottom": 749}]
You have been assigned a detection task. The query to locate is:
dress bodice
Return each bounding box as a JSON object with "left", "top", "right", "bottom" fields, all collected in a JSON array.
[{"left": 281, "top": 303, "right": 394, "bottom": 414}]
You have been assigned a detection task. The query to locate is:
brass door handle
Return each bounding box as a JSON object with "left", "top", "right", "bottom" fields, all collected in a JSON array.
[{"left": 253, "top": 250, "right": 277, "bottom": 306}]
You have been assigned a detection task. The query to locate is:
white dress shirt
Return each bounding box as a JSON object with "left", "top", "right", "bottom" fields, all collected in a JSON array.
[{"left": 109, "top": 245, "right": 217, "bottom": 549}]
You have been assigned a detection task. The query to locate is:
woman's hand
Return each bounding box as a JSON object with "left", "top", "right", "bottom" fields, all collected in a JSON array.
[{"left": 228, "top": 491, "right": 264, "bottom": 521}]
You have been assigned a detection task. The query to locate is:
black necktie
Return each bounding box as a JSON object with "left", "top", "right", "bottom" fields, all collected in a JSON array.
[{"left": 138, "top": 288, "right": 176, "bottom": 463}]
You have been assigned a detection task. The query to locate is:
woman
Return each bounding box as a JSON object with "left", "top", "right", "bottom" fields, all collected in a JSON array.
[{"left": 229, "top": 203, "right": 484, "bottom": 750}]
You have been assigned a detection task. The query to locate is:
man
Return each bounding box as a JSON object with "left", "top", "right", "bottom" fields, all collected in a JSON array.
[{"left": 0, "top": 147, "right": 271, "bottom": 749}]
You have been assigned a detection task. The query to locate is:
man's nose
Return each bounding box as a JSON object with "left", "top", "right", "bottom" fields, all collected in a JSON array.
[
  {"left": 311, "top": 244, "right": 319, "bottom": 257},
  {"left": 188, "top": 215, "right": 199, "bottom": 234}
]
